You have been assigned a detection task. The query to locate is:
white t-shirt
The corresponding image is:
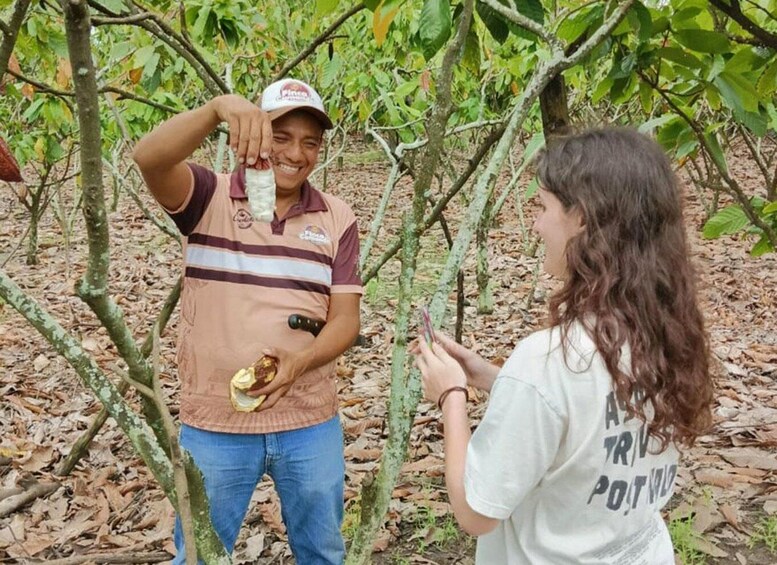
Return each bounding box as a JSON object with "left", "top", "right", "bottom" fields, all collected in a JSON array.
[{"left": 464, "top": 323, "right": 678, "bottom": 564}]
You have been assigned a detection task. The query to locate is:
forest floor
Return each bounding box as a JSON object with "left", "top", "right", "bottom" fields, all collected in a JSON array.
[{"left": 0, "top": 137, "right": 775, "bottom": 564}]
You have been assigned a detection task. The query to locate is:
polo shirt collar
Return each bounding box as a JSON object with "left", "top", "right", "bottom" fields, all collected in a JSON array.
[{"left": 229, "top": 166, "right": 328, "bottom": 214}]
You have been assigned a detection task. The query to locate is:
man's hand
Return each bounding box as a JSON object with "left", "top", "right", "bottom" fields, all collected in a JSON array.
[
  {"left": 209, "top": 95, "right": 273, "bottom": 167},
  {"left": 248, "top": 346, "right": 309, "bottom": 411}
]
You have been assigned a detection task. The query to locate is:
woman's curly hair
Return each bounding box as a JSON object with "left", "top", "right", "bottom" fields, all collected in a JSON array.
[{"left": 534, "top": 127, "right": 713, "bottom": 451}]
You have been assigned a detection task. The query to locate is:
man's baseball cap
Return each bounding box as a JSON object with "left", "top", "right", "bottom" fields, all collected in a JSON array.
[{"left": 260, "top": 78, "right": 333, "bottom": 130}]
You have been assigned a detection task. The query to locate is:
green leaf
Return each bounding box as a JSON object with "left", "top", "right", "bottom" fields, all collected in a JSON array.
[
  {"left": 628, "top": 1, "right": 652, "bottom": 42},
  {"left": 315, "top": 0, "right": 339, "bottom": 17},
  {"left": 133, "top": 45, "right": 156, "bottom": 68},
  {"left": 48, "top": 31, "right": 69, "bottom": 59},
  {"left": 591, "top": 76, "right": 613, "bottom": 103},
  {"left": 714, "top": 71, "right": 759, "bottom": 114},
  {"left": 705, "top": 83, "right": 722, "bottom": 110},
  {"left": 724, "top": 47, "right": 768, "bottom": 74},
  {"left": 702, "top": 206, "right": 749, "bottom": 239},
  {"left": 476, "top": 1, "right": 508, "bottom": 43},
  {"left": 671, "top": 6, "right": 703, "bottom": 22},
  {"left": 461, "top": 25, "right": 481, "bottom": 75},
  {"left": 638, "top": 114, "right": 675, "bottom": 134},
  {"left": 395, "top": 79, "right": 417, "bottom": 98},
  {"left": 143, "top": 52, "right": 160, "bottom": 80},
  {"left": 638, "top": 80, "right": 652, "bottom": 113},
  {"left": 757, "top": 59, "right": 777, "bottom": 98},
  {"left": 763, "top": 201, "right": 777, "bottom": 216},
  {"left": 522, "top": 133, "right": 545, "bottom": 165},
  {"left": 419, "top": 0, "right": 452, "bottom": 60},
  {"left": 610, "top": 52, "right": 637, "bottom": 79},
  {"left": 734, "top": 108, "right": 768, "bottom": 137},
  {"left": 95, "top": 0, "right": 127, "bottom": 11},
  {"left": 525, "top": 177, "right": 539, "bottom": 198},
  {"left": 704, "top": 131, "right": 727, "bottom": 174},
  {"left": 750, "top": 235, "right": 773, "bottom": 257},
  {"left": 192, "top": 6, "right": 213, "bottom": 40},
  {"left": 675, "top": 29, "right": 730, "bottom": 54},
  {"left": 610, "top": 75, "right": 635, "bottom": 104},
  {"left": 557, "top": 5, "right": 603, "bottom": 44},
  {"left": 22, "top": 98, "right": 45, "bottom": 122},
  {"left": 321, "top": 52, "right": 342, "bottom": 89},
  {"left": 515, "top": 0, "right": 544, "bottom": 24},
  {"left": 657, "top": 47, "right": 702, "bottom": 69},
  {"left": 45, "top": 138, "right": 64, "bottom": 163}
]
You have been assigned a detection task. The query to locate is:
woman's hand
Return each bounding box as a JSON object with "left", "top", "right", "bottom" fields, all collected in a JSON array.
[
  {"left": 412, "top": 332, "right": 500, "bottom": 392},
  {"left": 414, "top": 338, "right": 468, "bottom": 406}
]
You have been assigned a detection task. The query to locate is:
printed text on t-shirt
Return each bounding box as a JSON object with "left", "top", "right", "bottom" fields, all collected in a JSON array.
[{"left": 587, "top": 391, "right": 676, "bottom": 514}]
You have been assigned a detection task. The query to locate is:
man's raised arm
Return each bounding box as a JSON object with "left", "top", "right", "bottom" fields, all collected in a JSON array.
[{"left": 132, "top": 95, "right": 273, "bottom": 210}]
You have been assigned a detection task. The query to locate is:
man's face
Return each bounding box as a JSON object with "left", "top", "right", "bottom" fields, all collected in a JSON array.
[{"left": 270, "top": 111, "right": 324, "bottom": 193}]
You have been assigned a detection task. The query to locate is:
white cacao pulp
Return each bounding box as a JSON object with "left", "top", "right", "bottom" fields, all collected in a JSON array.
[{"left": 245, "top": 166, "right": 276, "bottom": 223}]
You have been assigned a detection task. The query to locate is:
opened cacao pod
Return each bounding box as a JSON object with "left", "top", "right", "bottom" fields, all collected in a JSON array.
[
  {"left": 0, "top": 137, "right": 22, "bottom": 182},
  {"left": 230, "top": 355, "right": 278, "bottom": 412}
]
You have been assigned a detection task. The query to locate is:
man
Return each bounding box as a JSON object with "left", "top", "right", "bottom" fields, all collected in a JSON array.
[{"left": 132, "top": 78, "right": 362, "bottom": 564}]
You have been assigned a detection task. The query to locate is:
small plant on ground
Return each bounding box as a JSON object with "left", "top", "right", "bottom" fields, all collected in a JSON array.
[
  {"left": 749, "top": 515, "right": 777, "bottom": 555},
  {"left": 669, "top": 515, "right": 707, "bottom": 565},
  {"left": 342, "top": 497, "right": 361, "bottom": 541},
  {"left": 409, "top": 504, "right": 461, "bottom": 554}
]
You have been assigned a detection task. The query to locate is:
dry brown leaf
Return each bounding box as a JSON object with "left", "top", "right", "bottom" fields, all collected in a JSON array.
[
  {"left": 19, "top": 445, "right": 53, "bottom": 472},
  {"left": 693, "top": 536, "right": 729, "bottom": 558},
  {"left": 258, "top": 500, "right": 286, "bottom": 535},
  {"left": 101, "top": 483, "right": 128, "bottom": 513},
  {"left": 342, "top": 416, "right": 383, "bottom": 436},
  {"left": 401, "top": 454, "right": 444, "bottom": 475},
  {"left": 371, "top": 528, "right": 393, "bottom": 552},
  {"left": 19, "top": 533, "right": 57, "bottom": 556},
  {"left": 720, "top": 448, "right": 777, "bottom": 471},
  {"left": 33, "top": 354, "right": 50, "bottom": 372},
  {"left": 720, "top": 503, "right": 740, "bottom": 529},
  {"left": 694, "top": 469, "right": 735, "bottom": 488},
  {"left": 243, "top": 532, "right": 265, "bottom": 561}
]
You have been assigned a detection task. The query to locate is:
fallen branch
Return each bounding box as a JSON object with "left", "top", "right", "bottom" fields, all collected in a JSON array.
[
  {"left": 33, "top": 551, "right": 172, "bottom": 565},
  {"left": 0, "top": 481, "right": 60, "bottom": 517}
]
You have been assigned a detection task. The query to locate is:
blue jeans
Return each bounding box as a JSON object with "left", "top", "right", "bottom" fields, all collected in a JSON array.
[{"left": 173, "top": 416, "right": 345, "bottom": 564}]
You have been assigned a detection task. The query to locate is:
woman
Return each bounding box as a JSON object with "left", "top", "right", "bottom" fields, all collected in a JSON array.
[{"left": 414, "top": 128, "right": 713, "bottom": 564}]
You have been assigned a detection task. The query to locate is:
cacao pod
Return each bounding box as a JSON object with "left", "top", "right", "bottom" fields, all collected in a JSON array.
[
  {"left": 0, "top": 137, "right": 22, "bottom": 182},
  {"left": 230, "top": 355, "right": 278, "bottom": 412}
]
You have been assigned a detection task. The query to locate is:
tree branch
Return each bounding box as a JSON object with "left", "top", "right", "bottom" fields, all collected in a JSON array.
[
  {"left": 56, "top": 277, "right": 183, "bottom": 477},
  {"left": 564, "top": 0, "right": 636, "bottom": 66},
  {"left": 709, "top": 0, "right": 777, "bottom": 50},
  {"left": 86, "top": 0, "right": 228, "bottom": 95},
  {"left": 270, "top": 3, "right": 365, "bottom": 84},
  {"left": 6, "top": 70, "right": 182, "bottom": 114},
  {"left": 361, "top": 126, "right": 503, "bottom": 283},
  {"left": 0, "top": 0, "right": 31, "bottom": 82},
  {"left": 639, "top": 70, "right": 777, "bottom": 247},
  {"left": 347, "top": 0, "right": 477, "bottom": 558},
  {"left": 480, "top": 0, "right": 563, "bottom": 51}
]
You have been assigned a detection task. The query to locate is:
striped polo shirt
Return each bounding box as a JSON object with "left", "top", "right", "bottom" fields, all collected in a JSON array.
[{"left": 165, "top": 163, "right": 362, "bottom": 434}]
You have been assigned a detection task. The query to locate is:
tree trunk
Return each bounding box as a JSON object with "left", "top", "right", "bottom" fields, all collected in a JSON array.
[
  {"left": 25, "top": 206, "right": 39, "bottom": 265},
  {"left": 345, "top": 2, "right": 476, "bottom": 562}
]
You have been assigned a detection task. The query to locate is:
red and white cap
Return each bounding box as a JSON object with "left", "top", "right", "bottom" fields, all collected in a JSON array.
[{"left": 260, "top": 78, "right": 333, "bottom": 130}]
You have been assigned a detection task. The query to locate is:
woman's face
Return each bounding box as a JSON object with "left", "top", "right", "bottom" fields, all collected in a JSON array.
[{"left": 533, "top": 188, "right": 583, "bottom": 278}]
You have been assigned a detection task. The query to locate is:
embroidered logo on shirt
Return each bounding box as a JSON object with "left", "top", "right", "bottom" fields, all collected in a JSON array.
[
  {"left": 299, "top": 225, "right": 330, "bottom": 245},
  {"left": 234, "top": 209, "right": 253, "bottom": 229}
]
